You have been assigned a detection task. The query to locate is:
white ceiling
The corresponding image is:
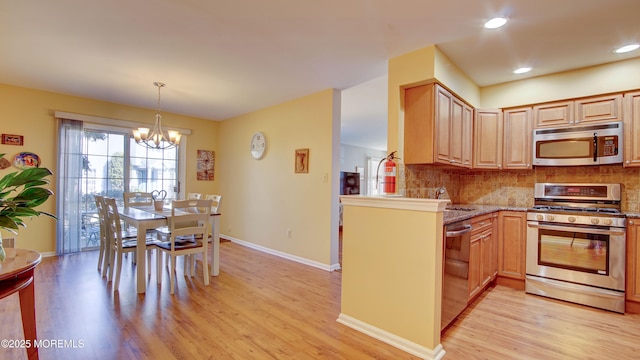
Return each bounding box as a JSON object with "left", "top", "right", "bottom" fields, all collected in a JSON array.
[{"left": 2, "top": 0, "right": 639, "bottom": 151}]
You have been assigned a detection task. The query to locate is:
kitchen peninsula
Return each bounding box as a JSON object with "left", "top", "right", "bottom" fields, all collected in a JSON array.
[{"left": 338, "top": 195, "right": 450, "bottom": 360}]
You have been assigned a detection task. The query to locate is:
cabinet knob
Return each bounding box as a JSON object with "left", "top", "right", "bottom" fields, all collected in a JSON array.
[{"left": 631, "top": 220, "right": 635, "bottom": 225}]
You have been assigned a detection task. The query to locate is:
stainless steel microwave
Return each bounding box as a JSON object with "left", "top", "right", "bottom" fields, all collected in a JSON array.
[{"left": 532, "top": 122, "right": 623, "bottom": 166}]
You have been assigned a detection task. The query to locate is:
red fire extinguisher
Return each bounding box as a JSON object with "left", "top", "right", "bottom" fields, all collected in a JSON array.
[{"left": 376, "top": 151, "right": 398, "bottom": 194}]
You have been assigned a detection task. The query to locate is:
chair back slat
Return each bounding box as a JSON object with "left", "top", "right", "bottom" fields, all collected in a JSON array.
[
  {"left": 168, "top": 199, "right": 212, "bottom": 250},
  {"left": 94, "top": 195, "right": 107, "bottom": 243},
  {"left": 104, "top": 197, "right": 126, "bottom": 250},
  {"left": 187, "top": 193, "right": 202, "bottom": 200},
  {"left": 204, "top": 194, "right": 222, "bottom": 213},
  {"left": 123, "top": 192, "right": 153, "bottom": 208}
]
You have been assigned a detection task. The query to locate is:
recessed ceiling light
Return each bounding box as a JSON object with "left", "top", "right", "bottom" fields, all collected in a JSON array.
[
  {"left": 614, "top": 44, "right": 639, "bottom": 54},
  {"left": 484, "top": 17, "right": 507, "bottom": 29},
  {"left": 513, "top": 67, "right": 532, "bottom": 74}
]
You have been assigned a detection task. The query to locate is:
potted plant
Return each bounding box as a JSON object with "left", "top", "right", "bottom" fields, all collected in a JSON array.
[{"left": 0, "top": 153, "right": 55, "bottom": 261}]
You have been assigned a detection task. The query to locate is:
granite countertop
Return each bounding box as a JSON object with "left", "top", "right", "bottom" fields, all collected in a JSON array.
[
  {"left": 443, "top": 204, "right": 640, "bottom": 224},
  {"left": 443, "top": 204, "right": 528, "bottom": 225}
]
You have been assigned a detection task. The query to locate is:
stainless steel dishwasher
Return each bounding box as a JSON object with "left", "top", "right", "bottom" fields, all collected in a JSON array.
[{"left": 441, "top": 219, "right": 472, "bottom": 330}]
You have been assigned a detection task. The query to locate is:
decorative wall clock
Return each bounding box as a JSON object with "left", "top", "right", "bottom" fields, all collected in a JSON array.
[{"left": 250, "top": 132, "right": 266, "bottom": 159}]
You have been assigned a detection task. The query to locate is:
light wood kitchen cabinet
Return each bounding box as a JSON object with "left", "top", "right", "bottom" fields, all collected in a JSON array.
[
  {"left": 533, "top": 94, "right": 622, "bottom": 129},
  {"left": 404, "top": 83, "right": 435, "bottom": 164},
  {"left": 533, "top": 100, "right": 573, "bottom": 128},
  {"left": 575, "top": 93, "right": 623, "bottom": 125},
  {"left": 624, "top": 91, "right": 640, "bottom": 167},
  {"left": 444, "top": 94, "right": 473, "bottom": 167},
  {"left": 468, "top": 213, "right": 496, "bottom": 301},
  {"left": 503, "top": 107, "right": 532, "bottom": 169},
  {"left": 468, "top": 232, "right": 482, "bottom": 300},
  {"left": 497, "top": 211, "right": 526, "bottom": 281},
  {"left": 473, "top": 109, "right": 503, "bottom": 169},
  {"left": 626, "top": 219, "right": 640, "bottom": 312},
  {"left": 461, "top": 102, "right": 474, "bottom": 167},
  {"left": 404, "top": 83, "right": 472, "bottom": 167}
]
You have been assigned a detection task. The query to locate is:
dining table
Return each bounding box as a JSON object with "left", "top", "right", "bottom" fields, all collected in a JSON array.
[
  {"left": 0, "top": 248, "right": 42, "bottom": 360},
  {"left": 118, "top": 205, "right": 221, "bottom": 294}
]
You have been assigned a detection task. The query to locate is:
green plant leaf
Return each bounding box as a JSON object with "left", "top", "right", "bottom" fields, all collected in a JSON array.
[
  {"left": 0, "top": 172, "right": 18, "bottom": 189},
  {"left": 0, "top": 216, "right": 19, "bottom": 232},
  {"left": 6, "top": 207, "right": 40, "bottom": 217},
  {"left": 14, "top": 187, "right": 52, "bottom": 201},
  {"left": 6, "top": 168, "right": 53, "bottom": 187},
  {"left": 0, "top": 166, "right": 56, "bottom": 234},
  {"left": 23, "top": 180, "right": 49, "bottom": 189}
]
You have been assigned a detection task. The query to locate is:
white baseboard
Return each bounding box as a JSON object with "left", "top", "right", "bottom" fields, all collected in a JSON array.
[
  {"left": 222, "top": 234, "right": 341, "bottom": 272},
  {"left": 336, "top": 313, "right": 446, "bottom": 360}
]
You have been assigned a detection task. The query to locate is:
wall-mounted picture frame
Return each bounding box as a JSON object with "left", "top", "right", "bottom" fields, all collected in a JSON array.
[
  {"left": 196, "top": 149, "right": 215, "bottom": 180},
  {"left": 1, "top": 134, "right": 24, "bottom": 146},
  {"left": 295, "top": 148, "right": 309, "bottom": 173}
]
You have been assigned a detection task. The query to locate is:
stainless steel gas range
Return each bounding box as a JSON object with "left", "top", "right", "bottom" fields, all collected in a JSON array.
[{"left": 525, "top": 183, "right": 626, "bottom": 313}]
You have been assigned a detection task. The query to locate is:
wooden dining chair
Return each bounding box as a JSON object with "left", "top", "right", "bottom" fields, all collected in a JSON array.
[
  {"left": 204, "top": 194, "right": 222, "bottom": 213},
  {"left": 123, "top": 192, "right": 154, "bottom": 208},
  {"left": 94, "top": 195, "right": 109, "bottom": 274},
  {"left": 103, "top": 197, "right": 157, "bottom": 291},
  {"left": 122, "top": 191, "right": 158, "bottom": 262},
  {"left": 187, "top": 193, "right": 202, "bottom": 200},
  {"left": 155, "top": 199, "right": 212, "bottom": 294}
]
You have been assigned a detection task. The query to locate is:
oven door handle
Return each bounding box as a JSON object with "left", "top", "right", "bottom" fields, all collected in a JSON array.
[{"left": 527, "top": 221, "right": 625, "bottom": 236}]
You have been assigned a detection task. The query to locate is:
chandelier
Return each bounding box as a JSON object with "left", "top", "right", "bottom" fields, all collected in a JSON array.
[{"left": 133, "top": 81, "right": 181, "bottom": 149}]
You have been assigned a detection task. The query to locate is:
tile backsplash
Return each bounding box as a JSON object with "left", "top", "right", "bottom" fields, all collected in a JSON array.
[{"left": 403, "top": 164, "right": 640, "bottom": 212}]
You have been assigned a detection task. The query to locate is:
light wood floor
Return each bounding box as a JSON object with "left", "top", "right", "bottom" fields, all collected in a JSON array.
[
  {"left": 1, "top": 241, "right": 640, "bottom": 359},
  {"left": 0, "top": 241, "right": 417, "bottom": 360},
  {"left": 442, "top": 284, "right": 640, "bottom": 359}
]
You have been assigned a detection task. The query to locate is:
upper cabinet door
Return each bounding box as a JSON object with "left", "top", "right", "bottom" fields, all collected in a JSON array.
[
  {"left": 503, "top": 107, "right": 532, "bottom": 169},
  {"left": 448, "top": 95, "right": 474, "bottom": 168},
  {"left": 474, "top": 109, "right": 503, "bottom": 170},
  {"left": 533, "top": 100, "right": 574, "bottom": 128},
  {"left": 435, "top": 84, "right": 453, "bottom": 164},
  {"left": 404, "top": 84, "right": 436, "bottom": 165},
  {"left": 624, "top": 91, "right": 640, "bottom": 167},
  {"left": 461, "top": 102, "right": 474, "bottom": 168},
  {"left": 574, "top": 94, "right": 623, "bottom": 125}
]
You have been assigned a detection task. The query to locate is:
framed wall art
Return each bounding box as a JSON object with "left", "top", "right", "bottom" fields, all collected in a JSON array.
[
  {"left": 196, "top": 149, "right": 215, "bottom": 180},
  {"left": 295, "top": 148, "right": 309, "bottom": 173},
  {"left": 1, "top": 134, "right": 23, "bottom": 146}
]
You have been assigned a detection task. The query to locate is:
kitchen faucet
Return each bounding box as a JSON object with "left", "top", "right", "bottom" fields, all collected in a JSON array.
[{"left": 436, "top": 186, "right": 447, "bottom": 199}]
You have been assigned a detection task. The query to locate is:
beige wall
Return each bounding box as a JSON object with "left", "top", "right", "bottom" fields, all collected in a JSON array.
[
  {"left": 217, "top": 89, "right": 340, "bottom": 267},
  {"left": 340, "top": 202, "right": 443, "bottom": 352},
  {"left": 0, "top": 83, "right": 219, "bottom": 253},
  {"left": 481, "top": 57, "right": 640, "bottom": 109}
]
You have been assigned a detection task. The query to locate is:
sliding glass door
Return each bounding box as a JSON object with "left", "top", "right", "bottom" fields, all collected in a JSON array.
[{"left": 70, "top": 126, "right": 179, "bottom": 252}]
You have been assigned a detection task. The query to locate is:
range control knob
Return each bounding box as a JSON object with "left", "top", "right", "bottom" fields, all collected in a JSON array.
[
  {"left": 536, "top": 214, "right": 544, "bottom": 221},
  {"left": 568, "top": 216, "right": 577, "bottom": 223},
  {"left": 591, "top": 218, "right": 600, "bottom": 225},
  {"left": 546, "top": 215, "right": 555, "bottom": 221},
  {"left": 603, "top": 219, "right": 613, "bottom": 226}
]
